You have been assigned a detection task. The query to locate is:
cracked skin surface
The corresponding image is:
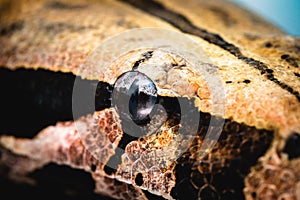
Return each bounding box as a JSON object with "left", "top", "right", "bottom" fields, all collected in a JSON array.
[{"left": 0, "top": 0, "right": 299, "bottom": 199}]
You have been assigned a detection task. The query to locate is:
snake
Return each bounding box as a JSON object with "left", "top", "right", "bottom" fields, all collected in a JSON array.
[{"left": 0, "top": 0, "right": 299, "bottom": 199}]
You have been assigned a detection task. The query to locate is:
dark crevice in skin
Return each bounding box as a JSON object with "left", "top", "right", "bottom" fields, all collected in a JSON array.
[
  {"left": 281, "top": 54, "right": 299, "bottom": 68},
  {"left": 294, "top": 72, "right": 300, "bottom": 78},
  {"left": 208, "top": 6, "right": 237, "bottom": 27},
  {"left": 266, "top": 68, "right": 274, "bottom": 73},
  {"left": 119, "top": 0, "right": 300, "bottom": 102},
  {"left": 46, "top": 1, "right": 88, "bottom": 10},
  {"left": 103, "top": 132, "right": 138, "bottom": 175},
  {"left": 283, "top": 132, "right": 300, "bottom": 159},
  {"left": 28, "top": 163, "right": 113, "bottom": 200},
  {"left": 134, "top": 172, "right": 144, "bottom": 186},
  {"left": 118, "top": 132, "right": 139, "bottom": 150},
  {"left": 0, "top": 21, "right": 24, "bottom": 36},
  {"left": 0, "top": 161, "right": 114, "bottom": 200},
  {"left": 41, "top": 21, "right": 97, "bottom": 34},
  {"left": 132, "top": 50, "right": 154, "bottom": 70},
  {"left": 243, "top": 79, "right": 251, "bottom": 84},
  {"left": 0, "top": 67, "right": 112, "bottom": 138},
  {"left": 170, "top": 115, "right": 274, "bottom": 200},
  {"left": 103, "top": 148, "right": 124, "bottom": 175},
  {"left": 264, "top": 42, "right": 273, "bottom": 48}
]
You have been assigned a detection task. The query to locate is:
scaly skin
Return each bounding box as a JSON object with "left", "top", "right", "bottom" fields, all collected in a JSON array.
[{"left": 0, "top": 0, "right": 299, "bottom": 199}]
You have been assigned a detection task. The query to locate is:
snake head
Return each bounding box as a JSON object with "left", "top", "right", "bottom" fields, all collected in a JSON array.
[{"left": 72, "top": 29, "right": 242, "bottom": 199}]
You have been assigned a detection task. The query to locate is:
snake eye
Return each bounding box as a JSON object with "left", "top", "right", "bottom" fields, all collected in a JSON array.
[{"left": 112, "top": 71, "right": 157, "bottom": 126}]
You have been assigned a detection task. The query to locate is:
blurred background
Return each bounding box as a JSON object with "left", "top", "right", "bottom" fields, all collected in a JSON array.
[{"left": 230, "top": 0, "right": 300, "bottom": 36}]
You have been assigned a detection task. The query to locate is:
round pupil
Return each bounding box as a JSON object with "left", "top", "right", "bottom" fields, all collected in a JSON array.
[{"left": 112, "top": 71, "right": 157, "bottom": 126}]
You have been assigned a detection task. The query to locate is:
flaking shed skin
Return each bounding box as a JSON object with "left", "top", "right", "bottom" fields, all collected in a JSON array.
[{"left": 0, "top": 0, "right": 299, "bottom": 199}]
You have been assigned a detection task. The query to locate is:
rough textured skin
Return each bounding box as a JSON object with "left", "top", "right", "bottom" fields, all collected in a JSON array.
[
  {"left": 244, "top": 153, "right": 300, "bottom": 200},
  {"left": 0, "top": 110, "right": 144, "bottom": 199},
  {"left": 0, "top": 0, "right": 299, "bottom": 199}
]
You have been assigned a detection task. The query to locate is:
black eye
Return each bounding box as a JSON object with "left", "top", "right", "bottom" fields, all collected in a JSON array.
[{"left": 112, "top": 71, "right": 157, "bottom": 128}]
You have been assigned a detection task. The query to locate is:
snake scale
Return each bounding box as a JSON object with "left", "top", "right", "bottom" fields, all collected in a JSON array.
[{"left": 0, "top": 0, "right": 299, "bottom": 199}]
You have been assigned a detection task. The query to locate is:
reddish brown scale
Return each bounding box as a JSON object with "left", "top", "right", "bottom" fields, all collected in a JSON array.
[
  {"left": 245, "top": 153, "right": 300, "bottom": 200},
  {"left": 68, "top": 138, "right": 84, "bottom": 166}
]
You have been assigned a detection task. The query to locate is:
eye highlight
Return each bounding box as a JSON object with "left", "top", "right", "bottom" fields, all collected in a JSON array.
[{"left": 112, "top": 71, "right": 157, "bottom": 126}]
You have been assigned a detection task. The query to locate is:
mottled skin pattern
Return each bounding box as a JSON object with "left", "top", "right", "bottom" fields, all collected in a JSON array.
[
  {"left": 0, "top": 111, "right": 146, "bottom": 200},
  {"left": 0, "top": 0, "right": 300, "bottom": 199}
]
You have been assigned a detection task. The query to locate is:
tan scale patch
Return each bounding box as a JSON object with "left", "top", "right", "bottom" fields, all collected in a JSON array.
[
  {"left": 0, "top": 0, "right": 176, "bottom": 76},
  {"left": 76, "top": 108, "right": 123, "bottom": 171},
  {"left": 157, "top": 0, "right": 283, "bottom": 47},
  {"left": 115, "top": 125, "right": 182, "bottom": 199},
  {"left": 244, "top": 153, "right": 300, "bottom": 200}
]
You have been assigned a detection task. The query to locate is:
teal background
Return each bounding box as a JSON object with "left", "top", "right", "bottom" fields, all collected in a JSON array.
[{"left": 230, "top": 0, "right": 300, "bottom": 36}]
